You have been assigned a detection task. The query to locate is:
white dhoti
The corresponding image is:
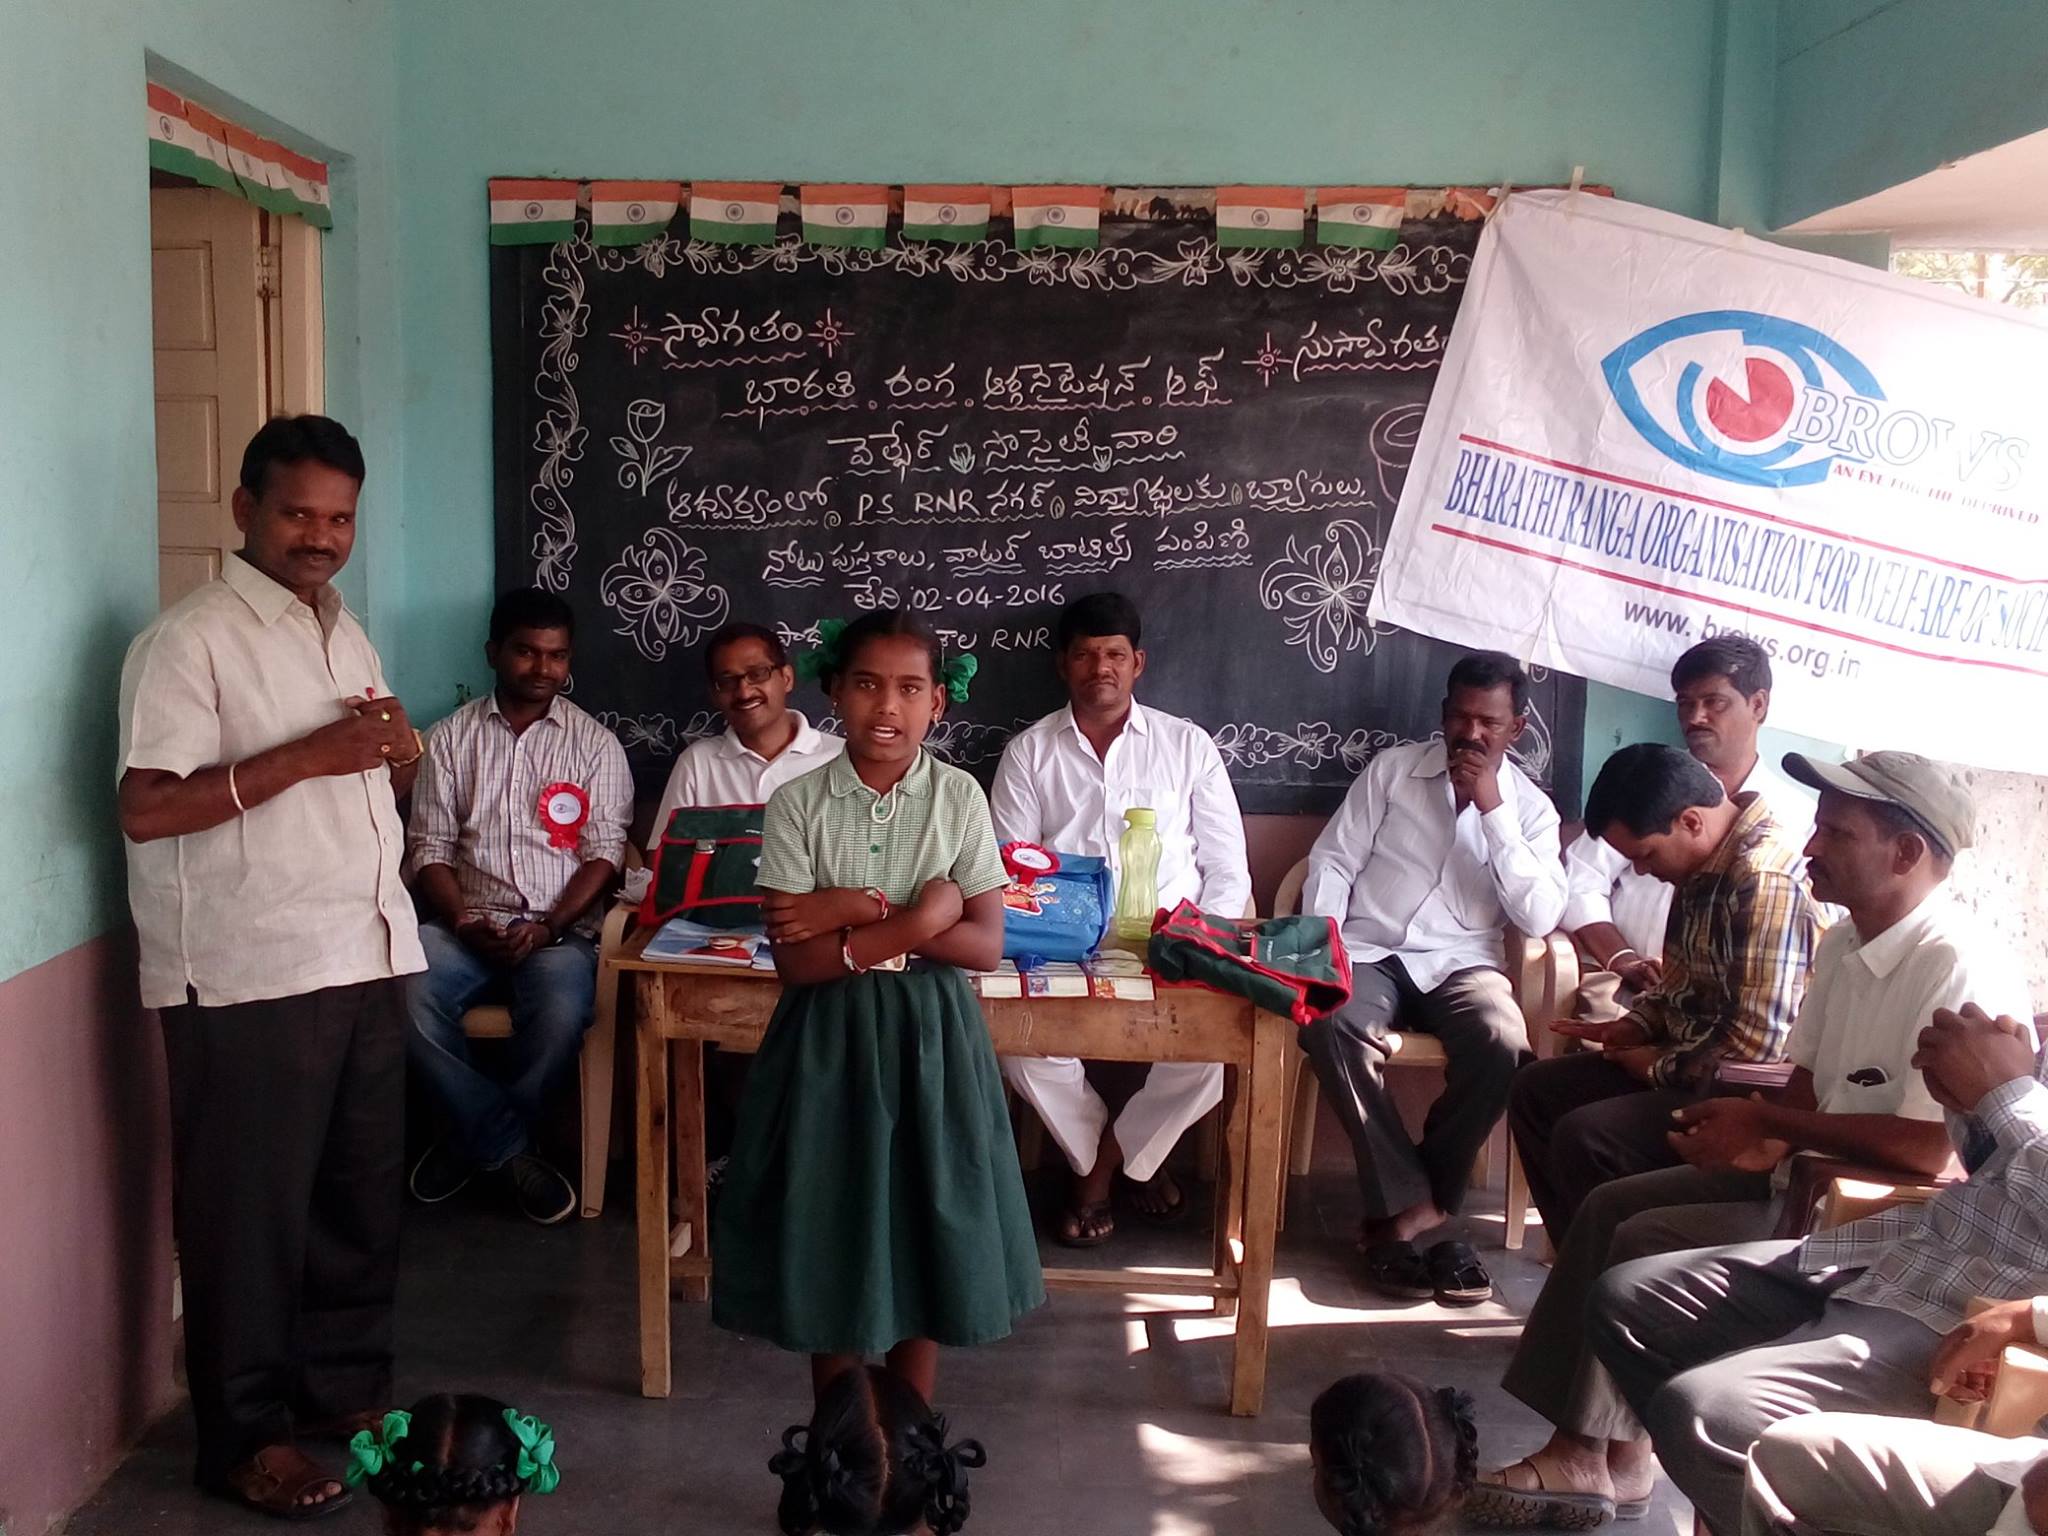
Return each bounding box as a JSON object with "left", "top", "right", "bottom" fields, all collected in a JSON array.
[{"left": 1000, "top": 1056, "right": 1223, "bottom": 1183}]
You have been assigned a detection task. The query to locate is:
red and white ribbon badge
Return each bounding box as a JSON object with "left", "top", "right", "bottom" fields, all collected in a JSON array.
[
  {"left": 537, "top": 782, "right": 590, "bottom": 850},
  {"left": 1001, "top": 841, "right": 1061, "bottom": 881}
]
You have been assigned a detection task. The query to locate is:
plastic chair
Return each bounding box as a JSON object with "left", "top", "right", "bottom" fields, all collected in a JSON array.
[
  {"left": 458, "top": 848, "right": 640, "bottom": 1218},
  {"left": 1273, "top": 856, "right": 1579, "bottom": 1248}
]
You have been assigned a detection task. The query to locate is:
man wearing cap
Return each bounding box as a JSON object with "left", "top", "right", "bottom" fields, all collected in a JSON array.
[
  {"left": 1562, "top": 636, "right": 1815, "bottom": 1005},
  {"left": 1475, "top": 750, "right": 2033, "bottom": 1528}
]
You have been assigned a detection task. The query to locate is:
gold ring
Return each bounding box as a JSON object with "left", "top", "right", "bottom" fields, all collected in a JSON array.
[{"left": 380, "top": 711, "right": 392, "bottom": 722}]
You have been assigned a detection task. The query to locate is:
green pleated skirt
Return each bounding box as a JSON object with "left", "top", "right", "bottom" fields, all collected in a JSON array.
[{"left": 711, "top": 965, "right": 1046, "bottom": 1354}]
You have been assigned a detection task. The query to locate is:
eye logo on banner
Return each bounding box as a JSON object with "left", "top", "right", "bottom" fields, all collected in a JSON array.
[{"left": 1601, "top": 310, "right": 1885, "bottom": 490}]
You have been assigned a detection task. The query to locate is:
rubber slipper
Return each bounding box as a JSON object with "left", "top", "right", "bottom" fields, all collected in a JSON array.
[
  {"left": 1425, "top": 1238, "right": 1494, "bottom": 1306},
  {"left": 1362, "top": 1239, "right": 1435, "bottom": 1300},
  {"left": 1468, "top": 1456, "right": 1617, "bottom": 1530},
  {"left": 1056, "top": 1199, "right": 1115, "bottom": 1249},
  {"left": 1119, "top": 1170, "right": 1191, "bottom": 1228},
  {"left": 216, "top": 1445, "right": 355, "bottom": 1521}
]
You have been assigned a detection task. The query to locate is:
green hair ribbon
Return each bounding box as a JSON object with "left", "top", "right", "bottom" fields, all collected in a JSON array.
[
  {"left": 792, "top": 618, "right": 849, "bottom": 685},
  {"left": 342, "top": 1409, "right": 413, "bottom": 1488},
  {"left": 940, "top": 651, "right": 978, "bottom": 703},
  {"left": 503, "top": 1409, "right": 562, "bottom": 1495}
]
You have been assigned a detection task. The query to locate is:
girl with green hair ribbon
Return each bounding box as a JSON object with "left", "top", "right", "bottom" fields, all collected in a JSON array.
[{"left": 345, "top": 1393, "right": 560, "bottom": 1534}]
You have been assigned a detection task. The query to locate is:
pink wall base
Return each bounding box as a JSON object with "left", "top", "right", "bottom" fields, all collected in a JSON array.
[{"left": 0, "top": 930, "right": 177, "bottom": 1534}]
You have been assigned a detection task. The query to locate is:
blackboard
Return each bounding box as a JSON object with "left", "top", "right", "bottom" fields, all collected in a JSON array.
[{"left": 491, "top": 201, "right": 1584, "bottom": 814}]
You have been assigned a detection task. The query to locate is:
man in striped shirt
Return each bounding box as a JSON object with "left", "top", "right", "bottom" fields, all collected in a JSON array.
[
  {"left": 1509, "top": 743, "right": 1822, "bottom": 1241},
  {"left": 404, "top": 588, "right": 633, "bottom": 1223}
]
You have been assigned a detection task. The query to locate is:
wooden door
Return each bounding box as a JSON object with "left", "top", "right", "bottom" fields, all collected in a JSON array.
[{"left": 150, "top": 187, "right": 265, "bottom": 608}]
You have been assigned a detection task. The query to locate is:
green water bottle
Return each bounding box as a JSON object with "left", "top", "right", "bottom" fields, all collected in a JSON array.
[{"left": 1111, "top": 807, "right": 1162, "bottom": 947}]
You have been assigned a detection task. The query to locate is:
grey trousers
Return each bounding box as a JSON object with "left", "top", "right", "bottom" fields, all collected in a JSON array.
[
  {"left": 1297, "top": 958, "right": 1529, "bottom": 1218},
  {"left": 1588, "top": 1240, "right": 1944, "bottom": 1536},
  {"left": 1509, "top": 1050, "right": 1696, "bottom": 1241},
  {"left": 1501, "top": 1163, "right": 1775, "bottom": 1440},
  {"left": 1742, "top": 1414, "right": 2026, "bottom": 1536}
]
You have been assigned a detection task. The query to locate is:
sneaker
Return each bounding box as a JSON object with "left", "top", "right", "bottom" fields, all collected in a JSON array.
[
  {"left": 409, "top": 1141, "right": 472, "bottom": 1204},
  {"left": 504, "top": 1152, "right": 577, "bottom": 1225}
]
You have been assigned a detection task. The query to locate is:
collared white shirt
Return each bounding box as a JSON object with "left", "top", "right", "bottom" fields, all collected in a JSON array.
[
  {"left": 1304, "top": 740, "right": 1568, "bottom": 992},
  {"left": 1563, "top": 753, "right": 1818, "bottom": 961},
  {"left": 989, "top": 701, "right": 1251, "bottom": 916},
  {"left": 118, "top": 556, "right": 424, "bottom": 1009},
  {"left": 1789, "top": 889, "right": 2032, "bottom": 1119},
  {"left": 406, "top": 692, "right": 633, "bottom": 936},
  {"left": 648, "top": 712, "right": 843, "bottom": 841}
]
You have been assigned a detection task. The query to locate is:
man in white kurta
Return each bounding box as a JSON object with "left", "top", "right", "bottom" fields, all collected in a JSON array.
[{"left": 991, "top": 593, "right": 1251, "bottom": 1245}]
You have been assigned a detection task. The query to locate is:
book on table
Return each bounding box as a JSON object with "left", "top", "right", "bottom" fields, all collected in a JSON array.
[{"left": 644, "top": 916, "right": 767, "bottom": 967}]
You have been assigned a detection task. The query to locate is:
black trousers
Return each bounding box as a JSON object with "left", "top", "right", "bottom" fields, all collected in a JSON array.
[
  {"left": 160, "top": 977, "right": 406, "bottom": 1485},
  {"left": 1506, "top": 1050, "right": 1693, "bottom": 1243},
  {"left": 1297, "top": 957, "right": 1530, "bottom": 1219}
]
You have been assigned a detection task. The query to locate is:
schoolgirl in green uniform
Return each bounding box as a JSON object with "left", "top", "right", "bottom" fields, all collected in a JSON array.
[{"left": 712, "top": 608, "right": 1044, "bottom": 1406}]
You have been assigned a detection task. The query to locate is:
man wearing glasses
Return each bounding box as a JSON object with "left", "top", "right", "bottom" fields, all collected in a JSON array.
[{"left": 649, "top": 621, "right": 845, "bottom": 825}]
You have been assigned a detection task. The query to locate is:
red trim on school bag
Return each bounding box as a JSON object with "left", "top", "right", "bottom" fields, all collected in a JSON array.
[
  {"left": 1144, "top": 899, "right": 1353, "bottom": 1025},
  {"left": 640, "top": 804, "right": 768, "bottom": 929}
]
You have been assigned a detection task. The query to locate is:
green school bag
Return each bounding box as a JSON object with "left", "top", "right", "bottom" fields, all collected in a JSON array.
[
  {"left": 1145, "top": 899, "right": 1354, "bottom": 1025},
  {"left": 640, "top": 804, "right": 766, "bottom": 929}
]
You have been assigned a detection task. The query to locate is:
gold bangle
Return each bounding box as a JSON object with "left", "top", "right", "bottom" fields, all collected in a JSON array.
[{"left": 389, "top": 729, "right": 426, "bottom": 769}]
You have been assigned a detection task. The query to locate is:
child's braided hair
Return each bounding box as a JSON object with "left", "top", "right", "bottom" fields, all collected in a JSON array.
[
  {"left": 345, "top": 1393, "right": 560, "bottom": 1534},
  {"left": 770, "top": 1366, "right": 986, "bottom": 1535},
  {"left": 1309, "top": 1373, "right": 1477, "bottom": 1536}
]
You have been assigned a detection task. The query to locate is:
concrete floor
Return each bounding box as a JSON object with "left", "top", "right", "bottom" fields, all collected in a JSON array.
[{"left": 66, "top": 1172, "right": 1695, "bottom": 1535}]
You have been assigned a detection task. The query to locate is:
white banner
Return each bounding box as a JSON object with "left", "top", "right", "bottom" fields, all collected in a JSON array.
[{"left": 1371, "top": 191, "right": 2048, "bottom": 773}]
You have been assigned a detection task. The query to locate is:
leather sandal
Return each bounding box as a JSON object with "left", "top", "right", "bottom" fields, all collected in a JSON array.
[
  {"left": 218, "top": 1444, "right": 354, "bottom": 1521},
  {"left": 1361, "top": 1240, "right": 1436, "bottom": 1301},
  {"left": 1468, "top": 1454, "right": 1618, "bottom": 1529},
  {"left": 1425, "top": 1238, "right": 1494, "bottom": 1305}
]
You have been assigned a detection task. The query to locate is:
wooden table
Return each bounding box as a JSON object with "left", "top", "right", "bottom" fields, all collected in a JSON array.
[{"left": 611, "top": 928, "right": 1291, "bottom": 1415}]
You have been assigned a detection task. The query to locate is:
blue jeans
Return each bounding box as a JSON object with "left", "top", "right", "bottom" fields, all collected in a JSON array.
[{"left": 405, "top": 922, "right": 597, "bottom": 1169}]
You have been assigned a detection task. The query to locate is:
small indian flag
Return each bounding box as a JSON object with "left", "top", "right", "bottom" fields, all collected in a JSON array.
[
  {"left": 224, "top": 125, "right": 298, "bottom": 218},
  {"left": 902, "top": 185, "right": 991, "bottom": 244},
  {"left": 800, "top": 184, "right": 889, "bottom": 249},
  {"left": 489, "top": 179, "right": 578, "bottom": 245},
  {"left": 145, "top": 85, "right": 222, "bottom": 188},
  {"left": 689, "top": 181, "right": 782, "bottom": 245},
  {"left": 1011, "top": 185, "right": 1101, "bottom": 251},
  {"left": 1316, "top": 187, "right": 1407, "bottom": 250},
  {"left": 275, "top": 145, "right": 333, "bottom": 230},
  {"left": 175, "top": 100, "right": 240, "bottom": 193},
  {"left": 590, "top": 180, "right": 680, "bottom": 246},
  {"left": 1214, "top": 186, "right": 1306, "bottom": 250}
]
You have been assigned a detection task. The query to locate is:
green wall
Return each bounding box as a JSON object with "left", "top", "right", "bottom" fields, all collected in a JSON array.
[
  {"left": 1774, "top": 0, "right": 2048, "bottom": 225},
  {"left": 0, "top": 0, "right": 404, "bottom": 983},
  {"left": 388, "top": 0, "right": 1737, "bottom": 717}
]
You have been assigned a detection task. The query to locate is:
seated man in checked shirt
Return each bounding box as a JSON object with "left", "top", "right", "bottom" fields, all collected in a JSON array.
[
  {"left": 1508, "top": 742, "right": 1822, "bottom": 1245},
  {"left": 1590, "top": 999, "right": 2048, "bottom": 1536},
  {"left": 404, "top": 587, "right": 633, "bottom": 1224}
]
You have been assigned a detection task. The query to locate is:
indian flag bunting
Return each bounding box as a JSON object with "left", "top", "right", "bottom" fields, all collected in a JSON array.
[
  {"left": 590, "top": 180, "right": 680, "bottom": 245},
  {"left": 1316, "top": 187, "right": 1407, "bottom": 250},
  {"left": 145, "top": 85, "right": 236, "bottom": 192},
  {"left": 273, "top": 145, "right": 333, "bottom": 230},
  {"left": 800, "top": 185, "right": 889, "bottom": 249},
  {"left": 902, "top": 185, "right": 991, "bottom": 244},
  {"left": 224, "top": 125, "right": 300, "bottom": 218},
  {"left": 689, "top": 181, "right": 782, "bottom": 245},
  {"left": 1010, "top": 185, "right": 1101, "bottom": 251},
  {"left": 489, "top": 179, "right": 579, "bottom": 245},
  {"left": 1214, "top": 186, "right": 1306, "bottom": 250}
]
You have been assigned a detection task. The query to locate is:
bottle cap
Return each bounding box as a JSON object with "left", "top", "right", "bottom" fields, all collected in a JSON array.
[{"left": 1123, "top": 807, "right": 1156, "bottom": 827}]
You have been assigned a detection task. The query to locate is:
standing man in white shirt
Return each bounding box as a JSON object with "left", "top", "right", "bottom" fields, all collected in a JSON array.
[
  {"left": 404, "top": 588, "right": 634, "bottom": 1224},
  {"left": 1564, "top": 635, "right": 1815, "bottom": 999},
  {"left": 991, "top": 593, "right": 1252, "bottom": 1247},
  {"left": 1298, "top": 652, "right": 1568, "bottom": 1305},
  {"left": 647, "top": 621, "right": 844, "bottom": 838},
  {"left": 118, "top": 417, "right": 424, "bottom": 1520}
]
